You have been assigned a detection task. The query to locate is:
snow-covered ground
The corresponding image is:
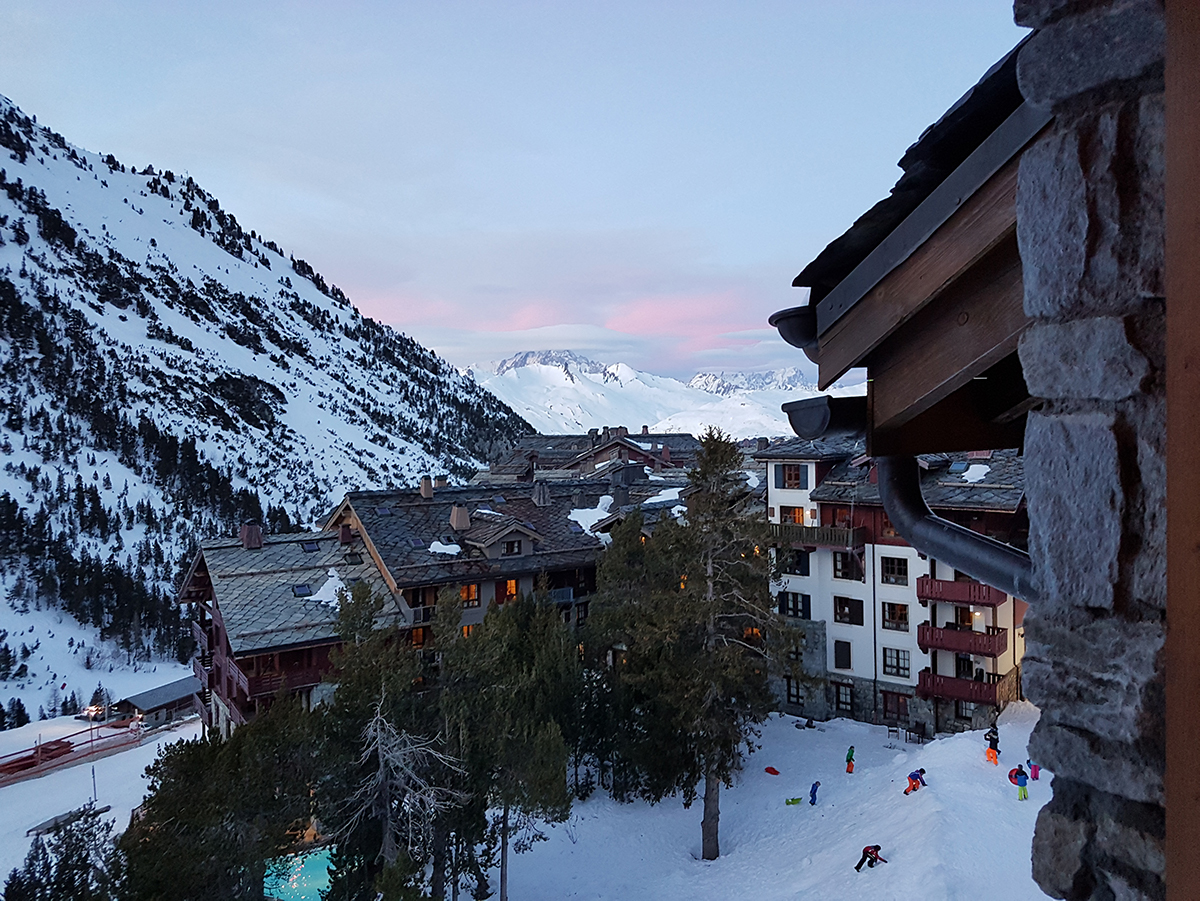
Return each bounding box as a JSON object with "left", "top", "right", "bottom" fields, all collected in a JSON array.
[
  {"left": 0, "top": 716, "right": 201, "bottom": 878},
  {"left": 504, "top": 702, "right": 1047, "bottom": 901}
]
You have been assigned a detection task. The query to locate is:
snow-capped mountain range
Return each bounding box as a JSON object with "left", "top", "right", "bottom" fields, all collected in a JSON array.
[
  {"left": 469, "top": 350, "right": 863, "bottom": 437},
  {"left": 0, "top": 93, "right": 528, "bottom": 685}
]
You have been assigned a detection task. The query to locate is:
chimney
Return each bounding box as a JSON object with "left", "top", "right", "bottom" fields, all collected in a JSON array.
[
  {"left": 612, "top": 485, "right": 630, "bottom": 507},
  {"left": 661, "top": 444, "right": 671, "bottom": 464},
  {"left": 588, "top": 428, "right": 599, "bottom": 446},
  {"left": 532, "top": 481, "right": 552, "bottom": 507},
  {"left": 572, "top": 489, "right": 585, "bottom": 509},
  {"left": 339, "top": 523, "right": 353, "bottom": 545},
  {"left": 239, "top": 521, "right": 263, "bottom": 550},
  {"left": 450, "top": 505, "right": 471, "bottom": 531},
  {"left": 641, "top": 425, "right": 649, "bottom": 435},
  {"left": 420, "top": 476, "right": 434, "bottom": 499},
  {"left": 617, "top": 426, "right": 628, "bottom": 438},
  {"left": 757, "top": 437, "right": 769, "bottom": 452},
  {"left": 434, "top": 474, "right": 449, "bottom": 488},
  {"left": 602, "top": 426, "right": 611, "bottom": 442}
]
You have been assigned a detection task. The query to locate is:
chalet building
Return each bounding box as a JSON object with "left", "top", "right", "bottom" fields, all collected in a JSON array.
[
  {"left": 760, "top": 440, "right": 1027, "bottom": 736},
  {"left": 475, "top": 427, "right": 701, "bottom": 483},
  {"left": 182, "top": 479, "right": 641, "bottom": 736},
  {"left": 115, "top": 676, "right": 204, "bottom": 727}
]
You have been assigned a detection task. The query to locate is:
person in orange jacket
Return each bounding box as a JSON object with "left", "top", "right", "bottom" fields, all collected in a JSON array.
[{"left": 985, "top": 726, "right": 1000, "bottom": 766}]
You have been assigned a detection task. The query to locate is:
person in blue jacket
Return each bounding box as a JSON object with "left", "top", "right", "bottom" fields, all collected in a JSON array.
[
  {"left": 809, "top": 780, "right": 820, "bottom": 805},
  {"left": 1015, "top": 764, "right": 1029, "bottom": 800},
  {"left": 903, "top": 768, "right": 927, "bottom": 795}
]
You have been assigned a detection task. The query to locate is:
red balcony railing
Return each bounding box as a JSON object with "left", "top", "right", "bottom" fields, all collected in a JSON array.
[
  {"left": 917, "top": 623, "right": 1008, "bottom": 657},
  {"left": 917, "top": 667, "right": 1020, "bottom": 706},
  {"left": 916, "top": 577, "right": 1008, "bottom": 607}
]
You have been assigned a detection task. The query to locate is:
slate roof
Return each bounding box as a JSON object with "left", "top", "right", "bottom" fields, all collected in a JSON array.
[
  {"left": 119, "top": 676, "right": 202, "bottom": 712},
  {"left": 201, "top": 530, "right": 393, "bottom": 656},
  {"left": 339, "top": 480, "right": 631, "bottom": 589},
  {"left": 809, "top": 449, "right": 1025, "bottom": 513},
  {"left": 752, "top": 436, "right": 866, "bottom": 462},
  {"left": 490, "top": 431, "right": 702, "bottom": 473}
]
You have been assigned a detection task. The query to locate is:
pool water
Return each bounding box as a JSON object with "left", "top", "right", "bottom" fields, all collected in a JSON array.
[{"left": 264, "top": 846, "right": 333, "bottom": 901}]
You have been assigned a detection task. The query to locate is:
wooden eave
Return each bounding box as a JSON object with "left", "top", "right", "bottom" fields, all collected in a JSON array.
[{"left": 807, "top": 103, "right": 1052, "bottom": 456}]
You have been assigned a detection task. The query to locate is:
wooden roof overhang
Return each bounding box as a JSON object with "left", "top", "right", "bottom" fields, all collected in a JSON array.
[{"left": 784, "top": 101, "right": 1053, "bottom": 456}]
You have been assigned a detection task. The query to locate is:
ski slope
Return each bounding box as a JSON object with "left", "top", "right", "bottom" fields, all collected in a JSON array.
[{"left": 506, "top": 702, "right": 1046, "bottom": 900}]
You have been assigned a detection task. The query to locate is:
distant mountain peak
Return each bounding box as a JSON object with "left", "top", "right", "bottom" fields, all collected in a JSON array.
[{"left": 490, "top": 350, "right": 608, "bottom": 378}]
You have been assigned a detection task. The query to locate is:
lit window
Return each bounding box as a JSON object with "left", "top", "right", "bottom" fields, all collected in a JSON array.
[
  {"left": 782, "top": 463, "right": 808, "bottom": 489},
  {"left": 461, "top": 624, "right": 476, "bottom": 638},
  {"left": 460, "top": 584, "right": 480, "bottom": 608},
  {"left": 779, "top": 506, "right": 804, "bottom": 524},
  {"left": 882, "top": 603, "right": 909, "bottom": 632}
]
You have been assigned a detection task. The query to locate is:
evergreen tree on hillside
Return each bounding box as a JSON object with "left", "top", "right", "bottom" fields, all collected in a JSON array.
[{"left": 588, "top": 427, "right": 800, "bottom": 860}]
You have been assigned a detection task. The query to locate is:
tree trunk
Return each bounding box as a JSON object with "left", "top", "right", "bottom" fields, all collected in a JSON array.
[
  {"left": 431, "top": 820, "right": 447, "bottom": 899},
  {"left": 500, "top": 802, "right": 510, "bottom": 901},
  {"left": 701, "top": 768, "right": 720, "bottom": 860}
]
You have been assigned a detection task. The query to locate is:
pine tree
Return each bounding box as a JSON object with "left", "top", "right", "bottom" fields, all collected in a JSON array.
[{"left": 588, "top": 427, "right": 799, "bottom": 860}]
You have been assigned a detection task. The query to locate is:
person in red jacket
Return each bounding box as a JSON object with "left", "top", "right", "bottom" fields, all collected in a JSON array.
[{"left": 855, "top": 845, "right": 888, "bottom": 871}]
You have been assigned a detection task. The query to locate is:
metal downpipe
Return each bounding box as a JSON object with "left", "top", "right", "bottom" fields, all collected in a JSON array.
[{"left": 875, "top": 455, "right": 1038, "bottom": 604}]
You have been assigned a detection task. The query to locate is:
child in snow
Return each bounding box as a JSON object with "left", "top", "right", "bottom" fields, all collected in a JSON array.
[
  {"left": 809, "top": 781, "right": 820, "bottom": 805},
  {"left": 1015, "top": 764, "right": 1029, "bottom": 800},
  {"left": 855, "top": 845, "right": 888, "bottom": 871},
  {"left": 1028, "top": 758, "right": 1040, "bottom": 780},
  {"left": 986, "top": 726, "right": 1000, "bottom": 766},
  {"left": 846, "top": 745, "right": 855, "bottom": 773},
  {"left": 904, "top": 768, "right": 927, "bottom": 795}
]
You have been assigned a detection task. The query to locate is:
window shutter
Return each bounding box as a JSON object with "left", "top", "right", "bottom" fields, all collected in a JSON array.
[
  {"left": 800, "top": 464, "right": 809, "bottom": 489},
  {"left": 835, "top": 640, "right": 852, "bottom": 670},
  {"left": 801, "top": 593, "right": 811, "bottom": 619},
  {"left": 774, "top": 464, "right": 784, "bottom": 489},
  {"left": 849, "top": 597, "right": 864, "bottom": 625}
]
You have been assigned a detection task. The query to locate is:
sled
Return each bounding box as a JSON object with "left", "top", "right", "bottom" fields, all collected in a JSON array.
[
  {"left": 1008, "top": 768, "right": 1021, "bottom": 785},
  {"left": 785, "top": 798, "right": 804, "bottom": 805},
  {"left": 764, "top": 766, "right": 780, "bottom": 775}
]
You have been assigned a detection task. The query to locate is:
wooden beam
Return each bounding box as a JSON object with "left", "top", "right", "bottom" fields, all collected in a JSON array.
[
  {"left": 1166, "top": 3, "right": 1200, "bottom": 898},
  {"left": 817, "top": 156, "right": 1020, "bottom": 390},
  {"left": 866, "top": 233, "right": 1027, "bottom": 433}
]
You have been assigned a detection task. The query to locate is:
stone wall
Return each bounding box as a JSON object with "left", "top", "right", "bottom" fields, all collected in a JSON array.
[{"left": 1014, "top": 2, "right": 1166, "bottom": 898}]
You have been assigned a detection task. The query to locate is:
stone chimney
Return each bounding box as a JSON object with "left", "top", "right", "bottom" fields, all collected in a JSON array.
[
  {"left": 450, "top": 505, "right": 471, "bottom": 531},
  {"left": 661, "top": 444, "right": 671, "bottom": 464},
  {"left": 571, "top": 489, "right": 585, "bottom": 509},
  {"left": 239, "top": 521, "right": 263, "bottom": 550},
  {"left": 641, "top": 424, "right": 649, "bottom": 435},
  {"left": 420, "top": 476, "right": 434, "bottom": 498},
  {"left": 434, "top": 474, "right": 449, "bottom": 488},
  {"left": 617, "top": 426, "right": 628, "bottom": 438},
  {"left": 532, "top": 480, "right": 552, "bottom": 507},
  {"left": 339, "top": 523, "right": 354, "bottom": 545},
  {"left": 757, "top": 437, "right": 769, "bottom": 452},
  {"left": 611, "top": 485, "right": 630, "bottom": 507},
  {"left": 588, "top": 428, "right": 599, "bottom": 446},
  {"left": 602, "top": 426, "right": 611, "bottom": 443}
]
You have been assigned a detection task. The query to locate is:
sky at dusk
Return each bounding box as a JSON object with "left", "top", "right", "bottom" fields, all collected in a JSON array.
[{"left": 0, "top": 2, "right": 1027, "bottom": 380}]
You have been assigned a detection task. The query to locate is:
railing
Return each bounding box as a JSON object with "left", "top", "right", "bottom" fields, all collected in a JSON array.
[
  {"left": 191, "top": 621, "right": 209, "bottom": 654},
  {"left": 410, "top": 605, "right": 436, "bottom": 625},
  {"left": 547, "top": 587, "right": 575, "bottom": 604},
  {"left": 915, "top": 576, "right": 1008, "bottom": 607},
  {"left": 193, "top": 657, "right": 209, "bottom": 684},
  {"left": 917, "top": 666, "right": 1020, "bottom": 706},
  {"left": 917, "top": 623, "right": 1008, "bottom": 657},
  {"left": 247, "top": 666, "right": 326, "bottom": 698},
  {"left": 769, "top": 523, "right": 866, "bottom": 549},
  {"left": 232, "top": 665, "right": 250, "bottom": 696}
]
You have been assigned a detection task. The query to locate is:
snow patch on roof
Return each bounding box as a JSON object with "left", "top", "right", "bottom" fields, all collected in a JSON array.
[
  {"left": 962, "top": 464, "right": 991, "bottom": 484},
  {"left": 568, "top": 495, "right": 614, "bottom": 534},
  {"left": 309, "top": 568, "right": 346, "bottom": 607},
  {"left": 429, "top": 541, "right": 462, "bottom": 555}
]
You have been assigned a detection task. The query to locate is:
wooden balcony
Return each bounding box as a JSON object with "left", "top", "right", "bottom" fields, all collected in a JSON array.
[
  {"left": 917, "top": 623, "right": 1008, "bottom": 657},
  {"left": 769, "top": 523, "right": 866, "bottom": 549},
  {"left": 915, "top": 576, "right": 1008, "bottom": 607},
  {"left": 247, "top": 666, "right": 325, "bottom": 698},
  {"left": 410, "top": 605, "right": 436, "bottom": 625},
  {"left": 917, "top": 666, "right": 1020, "bottom": 706},
  {"left": 191, "top": 621, "right": 209, "bottom": 654}
]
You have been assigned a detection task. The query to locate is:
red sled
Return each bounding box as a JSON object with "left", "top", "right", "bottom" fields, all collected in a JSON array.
[
  {"left": 1008, "top": 768, "right": 1021, "bottom": 785},
  {"left": 765, "top": 766, "right": 780, "bottom": 775}
]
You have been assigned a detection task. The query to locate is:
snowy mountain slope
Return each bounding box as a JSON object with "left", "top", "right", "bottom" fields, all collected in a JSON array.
[
  {"left": 470, "top": 351, "right": 864, "bottom": 438},
  {"left": 0, "top": 93, "right": 530, "bottom": 699}
]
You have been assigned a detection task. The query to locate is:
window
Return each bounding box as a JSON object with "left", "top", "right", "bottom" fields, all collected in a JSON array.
[
  {"left": 779, "top": 505, "right": 804, "bottom": 524},
  {"left": 502, "top": 539, "right": 522, "bottom": 556},
  {"left": 956, "top": 653, "right": 976, "bottom": 679},
  {"left": 882, "top": 691, "right": 909, "bottom": 722},
  {"left": 881, "top": 514, "right": 897, "bottom": 539},
  {"left": 835, "top": 682, "right": 853, "bottom": 714},
  {"left": 834, "top": 596, "right": 864, "bottom": 625},
  {"left": 881, "top": 556, "right": 908, "bottom": 585},
  {"left": 410, "top": 627, "right": 426, "bottom": 648},
  {"left": 882, "top": 602, "right": 909, "bottom": 632},
  {"left": 375, "top": 506, "right": 393, "bottom": 516},
  {"left": 954, "top": 605, "right": 974, "bottom": 628},
  {"left": 955, "top": 700, "right": 976, "bottom": 721},
  {"left": 834, "top": 640, "right": 852, "bottom": 670},
  {"left": 343, "top": 552, "right": 363, "bottom": 565},
  {"left": 292, "top": 584, "right": 312, "bottom": 597},
  {"left": 460, "top": 584, "right": 480, "bottom": 608},
  {"left": 779, "top": 592, "right": 811, "bottom": 620},
  {"left": 833, "top": 551, "right": 863, "bottom": 581},
  {"left": 780, "top": 463, "right": 808, "bottom": 489},
  {"left": 301, "top": 541, "right": 320, "bottom": 553},
  {"left": 461, "top": 624, "right": 476, "bottom": 638},
  {"left": 575, "top": 602, "right": 589, "bottom": 624},
  {"left": 784, "top": 676, "right": 803, "bottom": 705},
  {"left": 783, "top": 549, "right": 810, "bottom": 576},
  {"left": 883, "top": 647, "right": 910, "bottom": 678},
  {"left": 496, "top": 579, "right": 519, "bottom": 604}
]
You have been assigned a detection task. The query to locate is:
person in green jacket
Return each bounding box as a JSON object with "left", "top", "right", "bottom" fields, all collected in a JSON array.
[{"left": 846, "top": 745, "right": 855, "bottom": 774}]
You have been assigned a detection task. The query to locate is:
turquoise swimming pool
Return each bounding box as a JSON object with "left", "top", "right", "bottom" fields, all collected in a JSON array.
[{"left": 264, "top": 846, "right": 332, "bottom": 901}]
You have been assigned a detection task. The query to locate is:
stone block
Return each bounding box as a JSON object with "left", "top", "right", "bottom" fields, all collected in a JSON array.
[
  {"left": 1130, "top": 423, "right": 1166, "bottom": 611},
  {"left": 1028, "top": 723, "right": 1162, "bottom": 805},
  {"left": 1023, "top": 616, "right": 1164, "bottom": 746},
  {"left": 1014, "top": 0, "right": 1113, "bottom": 29},
  {"left": 1019, "top": 318, "right": 1149, "bottom": 400},
  {"left": 1025, "top": 412, "right": 1123, "bottom": 610},
  {"left": 1019, "top": 98, "right": 1165, "bottom": 319},
  {"left": 1095, "top": 813, "right": 1165, "bottom": 877},
  {"left": 1017, "top": 0, "right": 1164, "bottom": 108},
  {"left": 1032, "top": 804, "right": 1091, "bottom": 899}
]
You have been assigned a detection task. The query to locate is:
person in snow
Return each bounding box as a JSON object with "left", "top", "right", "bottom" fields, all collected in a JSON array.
[
  {"left": 1028, "top": 758, "right": 1040, "bottom": 780},
  {"left": 809, "top": 780, "right": 820, "bottom": 805},
  {"left": 1015, "top": 764, "right": 1029, "bottom": 801},
  {"left": 904, "top": 768, "right": 927, "bottom": 795},
  {"left": 985, "top": 726, "right": 1000, "bottom": 766},
  {"left": 846, "top": 745, "right": 855, "bottom": 773},
  {"left": 855, "top": 845, "right": 888, "bottom": 871}
]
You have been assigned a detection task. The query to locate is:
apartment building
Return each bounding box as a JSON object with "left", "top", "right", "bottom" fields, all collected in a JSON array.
[{"left": 757, "top": 439, "right": 1027, "bottom": 735}]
